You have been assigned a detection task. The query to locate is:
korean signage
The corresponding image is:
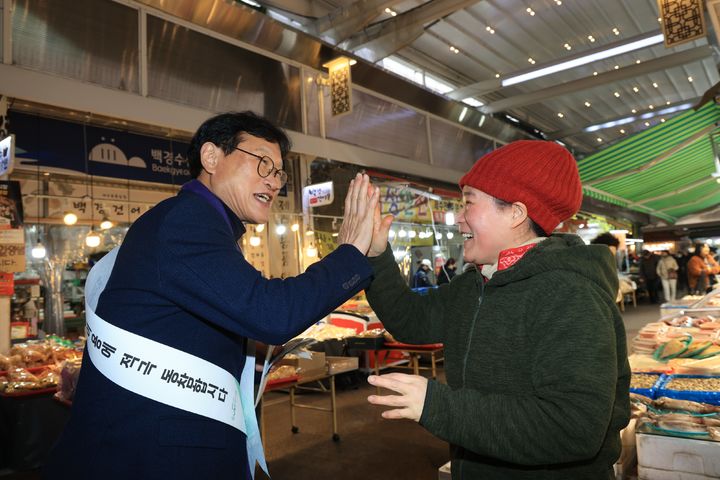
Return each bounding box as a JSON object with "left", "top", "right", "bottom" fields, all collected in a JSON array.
[
  {"left": 0, "top": 228, "right": 25, "bottom": 273},
  {"left": 303, "top": 181, "right": 334, "bottom": 208},
  {"left": 9, "top": 111, "right": 192, "bottom": 185}
]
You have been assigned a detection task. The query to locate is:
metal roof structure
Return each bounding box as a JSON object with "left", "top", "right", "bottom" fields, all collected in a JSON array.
[{"left": 256, "top": 0, "right": 720, "bottom": 221}]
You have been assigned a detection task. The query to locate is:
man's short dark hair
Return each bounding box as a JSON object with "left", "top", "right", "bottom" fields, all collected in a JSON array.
[
  {"left": 187, "top": 111, "right": 291, "bottom": 178},
  {"left": 591, "top": 232, "right": 620, "bottom": 248}
]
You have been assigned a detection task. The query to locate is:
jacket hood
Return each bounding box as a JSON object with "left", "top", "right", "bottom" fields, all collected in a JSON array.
[{"left": 489, "top": 234, "right": 618, "bottom": 298}]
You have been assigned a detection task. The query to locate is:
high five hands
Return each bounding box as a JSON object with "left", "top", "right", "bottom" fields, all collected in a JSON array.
[
  {"left": 339, "top": 174, "right": 426, "bottom": 421},
  {"left": 338, "top": 173, "right": 394, "bottom": 256}
]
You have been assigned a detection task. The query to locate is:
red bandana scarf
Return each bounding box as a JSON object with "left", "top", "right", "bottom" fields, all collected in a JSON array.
[{"left": 497, "top": 243, "right": 537, "bottom": 271}]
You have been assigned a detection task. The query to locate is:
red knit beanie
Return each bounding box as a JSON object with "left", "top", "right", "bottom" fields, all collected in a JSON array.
[{"left": 459, "top": 140, "right": 583, "bottom": 235}]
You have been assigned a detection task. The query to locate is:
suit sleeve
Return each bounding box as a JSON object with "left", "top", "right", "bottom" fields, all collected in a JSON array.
[
  {"left": 365, "top": 245, "right": 450, "bottom": 344},
  {"left": 419, "top": 277, "right": 623, "bottom": 465},
  {"left": 157, "top": 208, "right": 373, "bottom": 345}
]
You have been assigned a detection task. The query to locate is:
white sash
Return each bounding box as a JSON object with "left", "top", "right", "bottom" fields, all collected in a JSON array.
[{"left": 84, "top": 247, "right": 269, "bottom": 478}]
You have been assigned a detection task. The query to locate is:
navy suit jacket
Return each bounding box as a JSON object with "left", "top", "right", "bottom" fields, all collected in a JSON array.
[{"left": 46, "top": 185, "right": 372, "bottom": 479}]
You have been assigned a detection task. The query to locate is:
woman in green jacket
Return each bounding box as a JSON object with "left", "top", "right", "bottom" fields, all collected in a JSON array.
[{"left": 366, "top": 140, "right": 630, "bottom": 479}]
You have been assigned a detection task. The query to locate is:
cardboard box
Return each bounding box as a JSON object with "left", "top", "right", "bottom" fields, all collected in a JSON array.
[
  {"left": 637, "top": 433, "right": 720, "bottom": 478},
  {"left": 614, "top": 419, "right": 637, "bottom": 480},
  {"left": 279, "top": 351, "right": 325, "bottom": 378},
  {"left": 326, "top": 356, "right": 358, "bottom": 375}
]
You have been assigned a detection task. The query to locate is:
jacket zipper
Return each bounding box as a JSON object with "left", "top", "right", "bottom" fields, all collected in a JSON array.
[{"left": 461, "top": 276, "right": 484, "bottom": 386}]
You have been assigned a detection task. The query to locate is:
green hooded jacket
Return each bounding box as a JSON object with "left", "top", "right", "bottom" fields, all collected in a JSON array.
[{"left": 366, "top": 234, "right": 630, "bottom": 479}]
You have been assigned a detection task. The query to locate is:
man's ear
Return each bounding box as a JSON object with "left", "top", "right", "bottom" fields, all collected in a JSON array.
[
  {"left": 510, "top": 201, "right": 529, "bottom": 229},
  {"left": 199, "top": 142, "right": 220, "bottom": 175}
]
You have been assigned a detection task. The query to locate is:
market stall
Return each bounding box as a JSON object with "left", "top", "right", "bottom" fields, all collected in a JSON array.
[{"left": 626, "top": 288, "right": 720, "bottom": 479}]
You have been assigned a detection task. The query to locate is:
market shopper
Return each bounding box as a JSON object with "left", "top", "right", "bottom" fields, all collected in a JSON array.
[
  {"left": 638, "top": 249, "right": 661, "bottom": 303},
  {"left": 365, "top": 140, "right": 630, "bottom": 479},
  {"left": 436, "top": 258, "right": 457, "bottom": 285},
  {"left": 413, "top": 258, "right": 434, "bottom": 288},
  {"left": 591, "top": 232, "right": 624, "bottom": 306},
  {"left": 688, "top": 243, "right": 720, "bottom": 294},
  {"left": 45, "top": 111, "right": 379, "bottom": 480},
  {"left": 656, "top": 250, "right": 679, "bottom": 302}
]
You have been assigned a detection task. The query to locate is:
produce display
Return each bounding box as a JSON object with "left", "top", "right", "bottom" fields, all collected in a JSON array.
[
  {"left": 631, "top": 373, "right": 660, "bottom": 389},
  {"left": 632, "top": 394, "right": 720, "bottom": 442},
  {"left": 0, "top": 338, "right": 82, "bottom": 395},
  {"left": 629, "top": 289, "right": 720, "bottom": 446},
  {"left": 665, "top": 376, "right": 720, "bottom": 392}
]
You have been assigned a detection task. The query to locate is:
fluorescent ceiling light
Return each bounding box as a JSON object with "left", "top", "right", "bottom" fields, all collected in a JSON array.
[
  {"left": 502, "top": 33, "right": 664, "bottom": 87},
  {"left": 462, "top": 97, "right": 484, "bottom": 107},
  {"left": 458, "top": 107, "right": 468, "bottom": 122},
  {"left": 584, "top": 102, "right": 692, "bottom": 133}
]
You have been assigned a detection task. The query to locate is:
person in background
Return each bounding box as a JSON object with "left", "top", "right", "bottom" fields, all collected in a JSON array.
[
  {"left": 638, "top": 249, "right": 661, "bottom": 303},
  {"left": 591, "top": 233, "right": 619, "bottom": 257},
  {"left": 591, "top": 233, "right": 624, "bottom": 306},
  {"left": 46, "top": 111, "right": 379, "bottom": 480},
  {"left": 688, "top": 243, "right": 720, "bottom": 294},
  {"left": 436, "top": 258, "right": 457, "bottom": 285},
  {"left": 412, "top": 258, "right": 434, "bottom": 288},
  {"left": 656, "top": 250, "right": 679, "bottom": 302},
  {"left": 675, "top": 250, "right": 690, "bottom": 297},
  {"left": 365, "top": 140, "right": 629, "bottom": 479}
]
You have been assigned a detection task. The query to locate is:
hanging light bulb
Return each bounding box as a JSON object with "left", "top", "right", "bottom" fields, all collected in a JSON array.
[
  {"left": 85, "top": 230, "right": 101, "bottom": 248},
  {"left": 398, "top": 229, "right": 407, "bottom": 238},
  {"left": 249, "top": 236, "right": 261, "bottom": 247},
  {"left": 446, "top": 232, "right": 454, "bottom": 239},
  {"left": 31, "top": 240, "right": 46, "bottom": 259},
  {"left": 435, "top": 232, "right": 442, "bottom": 240},
  {"left": 388, "top": 229, "right": 396, "bottom": 238},
  {"left": 255, "top": 224, "right": 265, "bottom": 232},
  {"left": 305, "top": 229, "right": 314, "bottom": 236},
  {"left": 306, "top": 245, "right": 318, "bottom": 257},
  {"left": 408, "top": 230, "right": 417, "bottom": 238},
  {"left": 63, "top": 211, "right": 78, "bottom": 225},
  {"left": 290, "top": 223, "right": 300, "bottom": 232},
  {"left": 100, "top": 216, "right": 113, "bottom": 230},
  {"left": 276, "top": 224, "right": 287, "bottom": 235}
]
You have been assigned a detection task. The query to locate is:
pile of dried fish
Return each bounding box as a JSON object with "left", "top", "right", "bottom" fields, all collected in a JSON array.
[{"left": 634, "top": 395, "right": 720, "bottom": 441}]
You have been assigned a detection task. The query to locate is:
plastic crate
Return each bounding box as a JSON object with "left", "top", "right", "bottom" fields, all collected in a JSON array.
[{"left": 655, "top": 374, "right": 720, "bottom": 406}]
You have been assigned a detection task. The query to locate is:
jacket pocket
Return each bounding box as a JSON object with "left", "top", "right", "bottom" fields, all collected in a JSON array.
[{"left": 156, "top": 415, "right": 229, "bottom": 449}]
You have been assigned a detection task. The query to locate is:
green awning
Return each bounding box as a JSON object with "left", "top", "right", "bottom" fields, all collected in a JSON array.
[{"left": 577, "top": 102, "right": 720, "bottom": 223}]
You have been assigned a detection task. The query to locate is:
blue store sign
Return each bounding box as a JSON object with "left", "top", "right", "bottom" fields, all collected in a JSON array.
[{"left": 9, "top": 111, "right": 192, "bottom": 185}]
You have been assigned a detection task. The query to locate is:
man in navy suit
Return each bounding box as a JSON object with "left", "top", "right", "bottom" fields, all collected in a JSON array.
[{"left": 46, "top": 112, "right": 379, "bottom": 479}]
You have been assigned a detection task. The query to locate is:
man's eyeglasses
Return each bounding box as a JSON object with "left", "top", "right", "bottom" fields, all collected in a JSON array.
[{"left": 234, "top": 146, "right": 288, "bottom": 188}]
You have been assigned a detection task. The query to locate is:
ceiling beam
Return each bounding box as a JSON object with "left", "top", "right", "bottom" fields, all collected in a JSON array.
[
  {"left": 480, "top": 46, "right": 713, "bottom": 114},
  {"left": 547, "top": 98, "right": 699, "bottom": 140},
  {"left": 448, "top": 31, "right": 664, "bottom": 100},
  {"left": 311, "top": 0, "right": 396, "bottom": 43},
  {"left": 585, "top": 123, "right": 717, "bottom": 186},
  {"left": 342, "top": 0, "right": 478, "bottom": 63}
]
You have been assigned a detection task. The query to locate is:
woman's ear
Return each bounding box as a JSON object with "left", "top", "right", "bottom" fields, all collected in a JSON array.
[
  {"left": 510, "top": 201, "right": 529, "bottom": 229},
  {"left": 199, "top": 142, "right": 220, "bottom": 175}
]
